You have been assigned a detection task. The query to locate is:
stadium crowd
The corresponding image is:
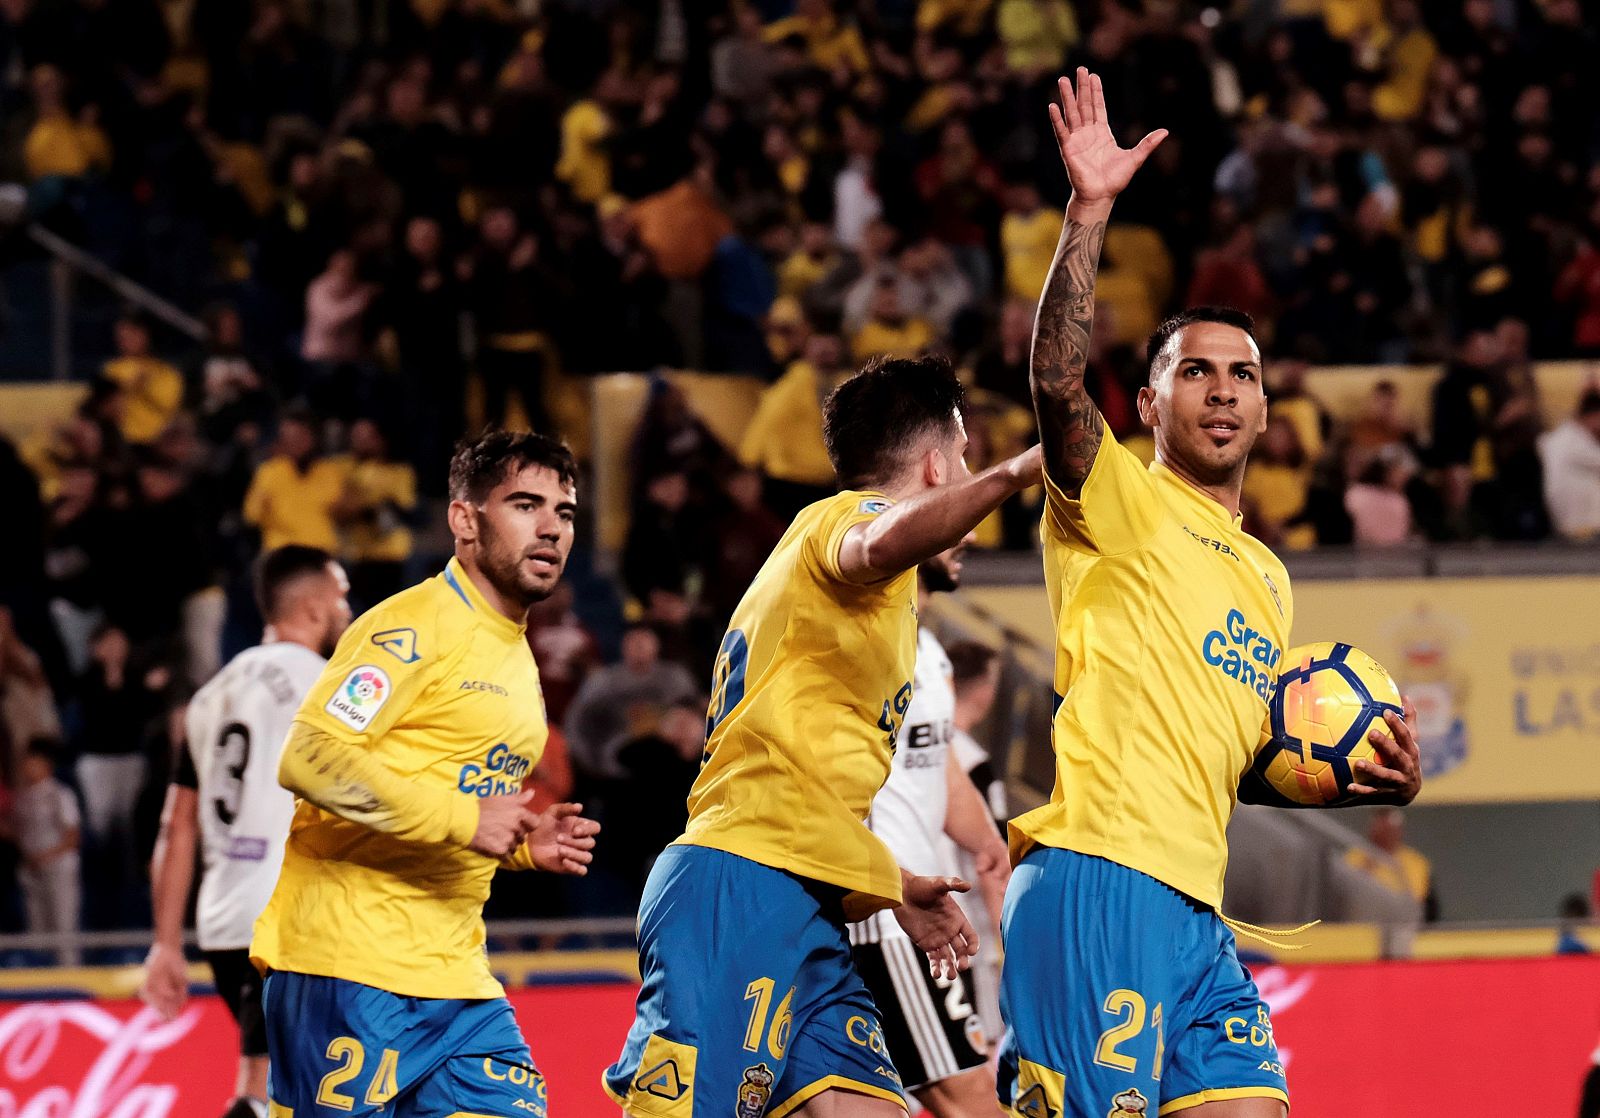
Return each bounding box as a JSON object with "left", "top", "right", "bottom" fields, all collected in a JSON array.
[{"left": 2, "top": 0, "right": 1600, "bottom": 948}]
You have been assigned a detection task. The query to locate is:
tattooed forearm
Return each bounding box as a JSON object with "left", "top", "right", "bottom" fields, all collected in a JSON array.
[{"left": 1031, "top": 217, "right": 1107, "bottom": 495}]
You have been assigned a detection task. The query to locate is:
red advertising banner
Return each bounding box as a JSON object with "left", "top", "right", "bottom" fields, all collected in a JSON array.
[{"left": 2, "top": 956, "right": 1596, "bottom": 1117}]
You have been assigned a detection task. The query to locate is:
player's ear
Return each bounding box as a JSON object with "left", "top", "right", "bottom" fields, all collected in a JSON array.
[
  {"left": 1257, "top": 396, "right": 1269, "bottom": 435},
  {"left": 923, "top": 446, "right": 946, "bottom": 487},
  {"left": 1136, "top": 385, "right": 1158, "bottom": 428},
  {"left": 446, "top": 498, "right": 478, "bottom": 544}
]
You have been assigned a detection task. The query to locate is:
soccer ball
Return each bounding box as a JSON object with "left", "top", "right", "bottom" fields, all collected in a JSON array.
[{"left": 1253, "top": 642, "right": 1403, "bottom": 806}]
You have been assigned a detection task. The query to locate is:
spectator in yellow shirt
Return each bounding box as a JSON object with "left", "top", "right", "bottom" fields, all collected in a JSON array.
[
  {"left": 23, "top": 65, "right": 111, "bottom": 182},
  {"left": 1344, "top": 808, "right": 1438, "bottom": 921},
  {"left": 738, "top": 331, "right": 849, "bottom": 518},
  {"left": 850, "top": 279, "right": 935, "bottom": 363},
  {"left": 335, "top": 419, "right": 417, "bottom": 610},
  {"left": 763, "top": 0, "right": 870, "bottom": 75},
  {"left": 555, "top": 70, "right": 626, "bottom": 204},
  {"left": 101, "top": 316, "right": 184, "bottom": 445},
  {"left": 242, "top": 408, "right": 351, "bottom": 553},
  {"left": 997, "top": 0, "right": 1078, "bottom": 78},
  {"left": 1000, "top": 179, "right": 1062, "bottom": 301}
]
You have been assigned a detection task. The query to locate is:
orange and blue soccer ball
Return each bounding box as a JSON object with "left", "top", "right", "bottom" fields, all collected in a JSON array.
[{"left": 1254, "top": 642, "right": 1403, "bottom": 806}]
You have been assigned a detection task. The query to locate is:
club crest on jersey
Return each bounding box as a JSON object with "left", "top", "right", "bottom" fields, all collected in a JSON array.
[
  {"left": 325, "top": 665, "right": 390, "bottom": 730},
  {"left": 371, "top": 627, "right": 421, "bottom": 663},
  {"left": 735, "top": 1063, "right": 774, "bottom": 1118},
  {"left": 858, "top": 498, "right": 891, "bottom": 515},
  {"left": 1107, "top": 1088, "right": 1148, "bottom": 1117}
]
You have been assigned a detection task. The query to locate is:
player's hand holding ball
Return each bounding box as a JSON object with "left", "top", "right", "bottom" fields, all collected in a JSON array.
[
  {"left": 526, "top": 801, "right": 601, "bottom": 875},
  {"left": 469, "top": 789, "right": 542, "bottom": 858},
  {"left": 139, "top": 941, "right": 189, "bottom": 1022},
  {"left": 894, "top": 873, "right": 979, "bottom": 981}
]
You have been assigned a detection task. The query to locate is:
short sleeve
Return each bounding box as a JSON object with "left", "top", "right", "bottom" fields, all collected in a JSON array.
[
  {"left": 1041, "top": 426, "right": 1163, "bottom": 555},
  {"left": 295, "top": 600, "right": 444, "bottom": 747},
  {"left": 811, "top": 491, "right": 894, "bottom": 585}
]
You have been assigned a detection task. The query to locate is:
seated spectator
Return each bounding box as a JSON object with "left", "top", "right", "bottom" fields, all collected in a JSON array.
[
  {"left": 738, "top": 331, "right": 850, "bottom": 518},
  {"left": 1347, "top": 381, "right": 1415, "bottom": 455},
  {"left": 336, "top": 419, "right": 417, "bottom": 611},
  {"left": 762, "top": 0, "right": 870, "bottom": 76},
  {"left": 1345, "top": 452, "right": 1416, "bottom": 547},
  {"left": 1244, "top": 418, "right": 1312, "bottom": 549},
  {"left": 1538, "top": 389, "right": 1600, "bottom": 541},
  {"left": 0, "top": 608, "right": 61, "bottom": 786},
  {"left": 1266, "top": 358, "right": 1330, "bottom": 463},
  {"left": 851, "top": 279, "right": 935, "bottom": 362},
  {"left": 527, "top": 583, "right": 601, "bottom": 726},
  {"left": 1343, "top": 808, "right": 1437, "bottom": 921},
  {"left": 101, "top": 315, "right": 184, "bottom": 447},
  {"left": 301, "top": 248, "right": 378, "bottom": 369},
  {"left": 22, "top": 64, "right": 110, "bottom": 183},
  {"left": 1556, "top": 199, "right": 1600, "bottom": 356},
  {"left": 242, "top": 407, "right": 351, "bottom": 552},
  {"left": 9, "top": 740, "right": 82, "bottom": 964},
  {"left": 996, "top": 0, "right": 1078, "bottom": 79},
  {"left": 777, "top": 221, "right": 841, "bottom": 301},
  {"left": 563, "top": 625, "right": 699, "bottom": 781},
  {"left": 999, "top": 178, "right": 1061, "bottom": 303}
]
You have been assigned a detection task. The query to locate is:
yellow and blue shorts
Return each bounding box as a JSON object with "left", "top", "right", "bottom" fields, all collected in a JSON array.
[
  {"left": 998, "top": 849, "right": 1289, "bottom": 1117},
  {"left": 262, "top": 970, "right": 546, "bottom": 1117},
  {"left": 604, "top": 844, "right": 908, "bottom": 1117}
]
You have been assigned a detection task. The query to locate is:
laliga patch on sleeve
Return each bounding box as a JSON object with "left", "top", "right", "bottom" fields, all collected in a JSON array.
[
  {"left": 858, "top": 498, "right": 892, "bottom": 515},
  {"left": 324, "top": 665, "right": 391, "bottom": 731}
]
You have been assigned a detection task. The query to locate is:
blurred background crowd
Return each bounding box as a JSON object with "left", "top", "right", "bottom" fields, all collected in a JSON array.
[{"left": 1, "top": 0, "right": 1599, "bottom": 953}]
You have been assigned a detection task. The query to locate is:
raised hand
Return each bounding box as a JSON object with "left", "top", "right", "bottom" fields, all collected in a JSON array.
[
  {"left": 1049, "top": 68, "right": 1167, "bottom": 206},
  {"left": 526, "top": 802, "right": 601, "bottom": 875}
]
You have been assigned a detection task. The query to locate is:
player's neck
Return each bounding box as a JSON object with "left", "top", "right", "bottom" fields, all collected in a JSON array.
[
  {"left": 262, "top": 623, "right": 316, "bottom": 654},
  {"left": 1155, "top": 451, "right": 1245, "bottom": 520},
  {"left": 456, "top": 556, "right": 531, "bottom": 624}
]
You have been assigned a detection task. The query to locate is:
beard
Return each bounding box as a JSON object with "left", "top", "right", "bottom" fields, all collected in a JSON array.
[{"left": 479, "top": 518, "right": 559, "bottom": 611}]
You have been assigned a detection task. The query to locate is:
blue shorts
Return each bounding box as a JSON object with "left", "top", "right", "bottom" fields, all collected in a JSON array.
[
  {"left": 604, "top": 844, "right": 907, "bottom": 1117},
  {"left": 998, "top": 849, "right": 1288, "bottom": 1118},
  {"left": 262, "top": 971, "right": 546, "bottom": 1118}
]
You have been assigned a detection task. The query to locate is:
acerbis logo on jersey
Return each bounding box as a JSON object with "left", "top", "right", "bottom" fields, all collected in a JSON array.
[
  {"left": 325, "top": 665, "right": 391, "bottom": 730},
  {"left": 1201, "top": 608, "right": 1282, "bottom": 702}
]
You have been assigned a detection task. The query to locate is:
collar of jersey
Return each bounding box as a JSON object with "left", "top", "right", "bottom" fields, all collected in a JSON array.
[
  {"left": 1149, "top": 461, "right": 1244, "bottom": 532},
  {"left": 442, "top": 556, "right": 527, "bottom": 638}
]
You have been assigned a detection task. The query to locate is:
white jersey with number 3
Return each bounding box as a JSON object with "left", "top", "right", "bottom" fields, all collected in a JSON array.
[
  {"left": 853, "top": 628, "right": 957, "bottom": 944},
  {"left": 184, "top": 642, "right": 326, "bottom": 950}
]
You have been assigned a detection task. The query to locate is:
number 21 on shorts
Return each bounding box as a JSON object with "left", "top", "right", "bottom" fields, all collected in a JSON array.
[{"left": 1093, "top": 989, "right": 1164, "bottom": 1082}]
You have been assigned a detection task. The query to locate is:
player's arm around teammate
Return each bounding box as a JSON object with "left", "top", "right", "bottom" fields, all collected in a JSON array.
[{"left": 839, "top": 442, "right": 1042, "bottom": 981}]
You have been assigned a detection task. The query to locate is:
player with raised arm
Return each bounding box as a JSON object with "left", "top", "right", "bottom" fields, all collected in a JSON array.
[
  {"left": 605, "top": 356, "right": 1041, "bottom": 1118},
  {"left": 998, "top": 71, "right": 1423, "bottom": 1118},
  {"left": 141, "top": 546, "right": 352, "bottom": 1118},
  {"left": 249, "top": 431, "right": 600, "bottom": 1118},
  {"left": 850, "top": 535, "right": 1012, "bottom": 1117}
]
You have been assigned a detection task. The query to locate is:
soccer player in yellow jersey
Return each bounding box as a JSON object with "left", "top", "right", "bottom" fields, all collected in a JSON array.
[
  {"left": 606, "top": 356, "right": 1042, "bottom": 1118},
  {"left": 250, "top": 431, "right": 600, "bottom": 1118},
  {"left": 997, "top": 72, "right": 1423, "bottom": 1118}
]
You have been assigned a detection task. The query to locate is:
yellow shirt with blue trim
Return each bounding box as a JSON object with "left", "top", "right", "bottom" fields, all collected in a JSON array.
[
  {"left": 1011, "top": 428, "right": 1294, "bottom": 909},
  {"left": 681, "top": 490, "right": 917, "bottom": 917},
  {"left": 250, "top": 557, "right": 547, "bottom": 999}
]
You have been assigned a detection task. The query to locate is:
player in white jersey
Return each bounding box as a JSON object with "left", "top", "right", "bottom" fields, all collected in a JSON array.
[
  {"left": 851, "top": 536, "right": 1011, "bottom": 1116},
  {"left": 140, "top": 546, "right": 352, "bottom": 1118}
]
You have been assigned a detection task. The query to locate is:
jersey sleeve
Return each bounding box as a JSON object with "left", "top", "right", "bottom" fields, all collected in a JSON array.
[
  {"left": 296, "top": 602, "right": 442, "bottom": 746},
  {"left": 810, "top": 491, "right": 895, "bottom": 585},
  {"left": 285, "top": 599, "right": 478, "bottom": 848},
  {"left": 1041, "top": 426, "right": 1163, "bottom": 555}
]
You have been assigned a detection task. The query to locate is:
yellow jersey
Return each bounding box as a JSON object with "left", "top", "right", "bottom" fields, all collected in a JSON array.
[
  {"left": 242, "top": 455, "right": 352, "bottom": 553},
  {"left": 250, "top": 558, "right": 547, "bottom": 999},
  {"left": 681, "top": 491, "right": 917, "bottom": 917},
  {"left": 1011, "top": 428, "right": 1294, "bottom": 909}
]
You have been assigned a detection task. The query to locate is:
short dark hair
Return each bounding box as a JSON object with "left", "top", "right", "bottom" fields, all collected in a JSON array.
[
  {"left": 255, "top": 545, "right": 335, "bottom": 620},
  {"left": 1146, "top": 306, "right": 1258, "bottom": 382},
  {"left": 822, "top": 355, "right": 965, "bottom": 489},
  {"left": 25, "top": 736, "right": 63, "bottom": 763},
  {"left": 448, "top": 429, "right": 578, "bottom": 503},
  {"left": 947, "top": 640, "right": 998, "bottom": 688},
  {"left": 1579, "top": 389, "right": 1600, "bottom": 417}
]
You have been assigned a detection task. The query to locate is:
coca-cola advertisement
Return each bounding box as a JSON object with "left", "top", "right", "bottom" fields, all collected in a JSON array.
[{"left": 2, "top": 956, "right": 1596, "bottom": 1117}]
